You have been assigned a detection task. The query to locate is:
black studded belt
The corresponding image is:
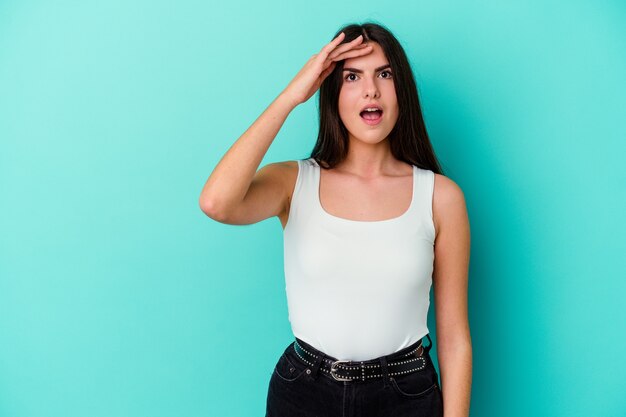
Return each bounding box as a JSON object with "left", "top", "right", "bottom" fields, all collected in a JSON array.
[{"left": 293, "top": 335, "right": 432, "bottom": 382}]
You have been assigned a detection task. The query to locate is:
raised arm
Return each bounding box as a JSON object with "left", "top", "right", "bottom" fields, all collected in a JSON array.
[
  {"left": 199, "top": 31, "right": 373, "bottom": 225},
  {"left": 198, "top": 93, "right": 297, "bottom": 224}
]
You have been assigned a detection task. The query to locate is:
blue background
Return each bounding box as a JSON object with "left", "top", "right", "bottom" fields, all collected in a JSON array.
[{"left": 1, "top": 1, "right": 624, "bottom": 416}]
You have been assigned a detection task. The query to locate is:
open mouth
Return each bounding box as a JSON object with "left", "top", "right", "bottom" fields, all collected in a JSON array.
[{"left": 360, "top": 109, "right": 383, "bottom": 125}]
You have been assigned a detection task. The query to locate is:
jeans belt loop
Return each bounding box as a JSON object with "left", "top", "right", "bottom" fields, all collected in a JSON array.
[{"left": 379, "top": 355, "right": 390, "bottom": 387}]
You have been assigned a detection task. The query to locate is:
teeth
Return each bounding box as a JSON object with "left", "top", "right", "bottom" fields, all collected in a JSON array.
[{"left": 363, "top": 108, "right": 381, "bottom": 112}]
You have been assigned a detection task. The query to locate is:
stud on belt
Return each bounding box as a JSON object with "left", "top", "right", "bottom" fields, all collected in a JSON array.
[{"left": 293, "top": 340, "right": 427, "bottom": 382}]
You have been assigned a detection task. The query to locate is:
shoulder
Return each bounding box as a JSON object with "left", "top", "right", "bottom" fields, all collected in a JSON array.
[
  {"left": 432, "top": 173, "right": 468, "bottom": 238},
  {"left": 260, "top": 159, "right": 300, "bottom": 203},
  {"left": 259, "top": 160, "right": 299, "bottom": 181},
  {"left": 260, "top": 160, "right": 300, "bottom": 223},
  {"left": 433, "top": 173, "right": 465, "bottom": 202},
  {"left": 268, "top": 160, "right": 299, "bottom": 183}
]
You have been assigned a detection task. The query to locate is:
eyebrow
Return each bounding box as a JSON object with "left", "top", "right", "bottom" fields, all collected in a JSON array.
[{"left": 342, "top": 64, "right": 391, "bottom": 73}]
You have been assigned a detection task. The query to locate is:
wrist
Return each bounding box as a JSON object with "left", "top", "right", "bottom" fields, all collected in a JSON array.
[{"left": 276, "top": 91, "right": 299, "bottom": 110}]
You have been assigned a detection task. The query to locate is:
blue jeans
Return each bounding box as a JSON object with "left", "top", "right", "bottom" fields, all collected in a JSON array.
[{"left": 265, "top": 335, "right": 443, "bottom": 417}]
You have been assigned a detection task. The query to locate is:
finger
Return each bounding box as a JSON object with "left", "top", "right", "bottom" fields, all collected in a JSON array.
[
  {"left": 320, "top": 32, "right": 346, "bottom": 56},
  {"left": 328, "top": 41, "right": 371, "bottom": 61},
  {"left": 329, "top": 44, "right": 373, "bottom": 62},
  {"left": 320, "top": 61, "right": 336, "bottom": 80},
  {"left": 327, "top": 35, "right": 366, "bottom": 60},
  {"left": 321, "top": 55, "right": 339, "bottom": 70}
]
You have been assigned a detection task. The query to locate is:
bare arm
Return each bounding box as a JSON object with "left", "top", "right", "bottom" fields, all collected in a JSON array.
[
  {"left": 432, "top": 174, "right": 472, "bottom": 417},
  {"left": 198, "top": 93, "right": 296, "bottom": 222},
  {"left": 199, "top": 31, "right": 373, "bottom": 225}
]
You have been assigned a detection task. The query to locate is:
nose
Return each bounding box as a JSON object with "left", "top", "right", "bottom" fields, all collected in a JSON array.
[{"left": 362, "top": 76, "right": 380, "bottom": 99}]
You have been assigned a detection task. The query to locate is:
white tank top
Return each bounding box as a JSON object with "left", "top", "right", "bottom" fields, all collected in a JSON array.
[{"left": 283, "top": 157, "right": 436, "bottom": 361}]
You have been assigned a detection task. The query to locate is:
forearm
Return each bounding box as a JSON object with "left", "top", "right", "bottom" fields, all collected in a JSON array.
[
  {"left": 198, "top": 92, "right": 297, "bottom": 214},
  {"left": 438, "top": 343, "right": 472, "bottom": 417}
]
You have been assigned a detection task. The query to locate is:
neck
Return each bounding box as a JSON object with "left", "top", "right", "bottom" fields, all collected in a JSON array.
[{"left": 338, "top": 136, "right": 400, "bottom": 176}]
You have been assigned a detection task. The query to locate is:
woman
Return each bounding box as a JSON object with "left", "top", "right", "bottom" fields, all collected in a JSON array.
[{"left": 199, "top": 22, "right": 472, "bottom": 417}]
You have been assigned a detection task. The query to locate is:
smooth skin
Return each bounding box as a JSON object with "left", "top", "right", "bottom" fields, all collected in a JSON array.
[{"left": 199, "top": 32, "right": 471, "bottom": 417}]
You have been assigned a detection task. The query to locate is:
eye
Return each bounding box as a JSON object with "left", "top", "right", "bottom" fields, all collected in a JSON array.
[{"left": 343, "top": 70, "right": 393, "bottom": 82}]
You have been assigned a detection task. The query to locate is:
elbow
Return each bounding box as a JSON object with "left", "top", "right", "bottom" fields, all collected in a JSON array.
[{"left": 199, "top": 197, "right": 229, "bottom": 222}]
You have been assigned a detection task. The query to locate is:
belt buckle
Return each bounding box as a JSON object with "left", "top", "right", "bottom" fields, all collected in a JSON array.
[{"left": 330, "top": 360, "right": 354, "bottom": 381}]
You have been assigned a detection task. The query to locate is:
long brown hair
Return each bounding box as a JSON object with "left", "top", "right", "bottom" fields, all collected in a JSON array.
[{"left": 309, "top": 22, "right": 444, "bottom": 175}]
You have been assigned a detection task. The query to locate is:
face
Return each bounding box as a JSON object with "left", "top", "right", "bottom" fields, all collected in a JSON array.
[{"left": 338, "top": 41, "right": 399, "bottom": 146}]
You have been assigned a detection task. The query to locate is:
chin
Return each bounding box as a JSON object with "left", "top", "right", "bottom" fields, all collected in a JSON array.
[{"left": 349, "top": 129, "right": 392, "bottom": 144}]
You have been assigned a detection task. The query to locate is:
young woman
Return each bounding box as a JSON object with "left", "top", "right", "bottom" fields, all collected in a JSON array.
[{"left": 199, "top": 22, "right": 472, "bottom": 417}]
